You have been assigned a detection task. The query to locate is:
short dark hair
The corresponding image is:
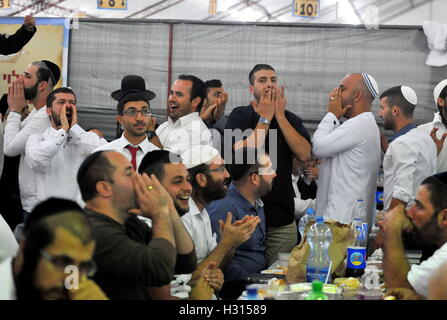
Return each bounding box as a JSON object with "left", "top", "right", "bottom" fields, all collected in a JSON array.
[
  {"left": 188, "top": 163, "right": 209, "bottom": 191},
  {"left": 25, "top": 198, "right": 83, "bottom": 233},
  {"left": 46, "top": 87, "right": 76, "bottom": 109},
  {"left": 205, "top": 79, "right": 223, "bottom": 90},
  {"left": 31, "top": 61, "right": 56, "bottom": 88},
  {"left": 138, "top": 150, "right": 182, "bottom": 181},
  {"left": 77, "top": 151, "right": 116, "bottom": 202},
  {"left": 116, "top": 92, "right": 150, "bottom": 115},
  {"left": 421, "top": 175, "right": 447, "bottom": 214},
  {"left": 248, "top": 64, "right": 275, "bottom": 85},
  {"left": 227, "top": 147, "right": 265, "bottom": 182},
  {"left": 380, "top": 86, "right": 415, "bottom": 118},
  {"left": 178, "top": 74, "right": 206, "bottom": 112}
]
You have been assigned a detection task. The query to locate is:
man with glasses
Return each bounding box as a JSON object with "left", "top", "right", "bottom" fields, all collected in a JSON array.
[
  {"left": 0, "top": 198, "right": 107, "bottom": 300},
  {"left": 23, "top": 87, "right": 106, "bottom": 211},
  {"left": 3, "top": 60, "right": 60, "bottom": 221},
  {"left": 207, "top": 147, "right": 276, "bottom": 299},
  {"left": 182, "top": 145, "right": 260, "bottom": 269},
  {"left": 138, "top": 149, "right": 258, "bottom": 299},
  {"left": 93, "top": 75, "right": 160, "bottom": 170}
]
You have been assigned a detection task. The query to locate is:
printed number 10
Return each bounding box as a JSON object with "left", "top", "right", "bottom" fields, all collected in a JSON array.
[{"left": 300, "top": 3, "right": 315, "bottom": 16}]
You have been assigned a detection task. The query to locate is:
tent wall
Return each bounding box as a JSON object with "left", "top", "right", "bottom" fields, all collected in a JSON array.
[{"left": 69, "top": 20, "right": 447, "bottom": 140}]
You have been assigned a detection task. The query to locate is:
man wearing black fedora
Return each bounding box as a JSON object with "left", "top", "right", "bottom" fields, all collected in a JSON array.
[
  {"left": 93, "top": 75, "right": 160, "bottom": 171},
  {"left": 3, "top": 60, "right": 61, "bottom": 221}
]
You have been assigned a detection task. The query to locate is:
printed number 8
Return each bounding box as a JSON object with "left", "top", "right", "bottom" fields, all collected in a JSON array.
[{"left": 0, "top": 0, "right": 4, "bottom": 8}]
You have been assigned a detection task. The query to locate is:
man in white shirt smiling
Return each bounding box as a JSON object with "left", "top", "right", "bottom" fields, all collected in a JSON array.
[
  {"left": 93, "top": 75, "right": 160, "bottom": 170},
  {"left": 156, "top": 75, "right": 213, "bottom": 155},
  {"left": 25, "top": 87, "right": 106, "bottom": 209},
  {"left": 313, "top": 73, "right": 381, "bottom": 224},
  {"left": 3, "top": 60, "right": 60, "bottom": 220}
]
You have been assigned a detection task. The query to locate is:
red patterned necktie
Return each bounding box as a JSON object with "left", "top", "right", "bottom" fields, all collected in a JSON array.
[{"left": 125, "top": 145, "right": 141, "bottom": 170}]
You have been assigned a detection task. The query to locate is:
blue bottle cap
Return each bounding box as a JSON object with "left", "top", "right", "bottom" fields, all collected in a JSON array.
[
  {"left": 316, "top": 216, "right": 324, "bottom": 224},
  {"left": 306, "top": 208, "right": 315, "bottom": 215}
]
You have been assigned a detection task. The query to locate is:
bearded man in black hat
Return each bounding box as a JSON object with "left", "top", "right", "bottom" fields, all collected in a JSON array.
[
  {"left": 93, "top": 75, "right": 161, "bottom": 171},
  {"left": 381, "top": 172, "right": 447, "bottom": 299},
  {"left": 3, "top": 60, "right": 61, "bottom": 222}
]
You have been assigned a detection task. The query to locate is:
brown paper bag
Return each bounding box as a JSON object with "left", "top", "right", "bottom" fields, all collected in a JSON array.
[{"left": 286, "top": 219, "right": 354, "bottom": 284}]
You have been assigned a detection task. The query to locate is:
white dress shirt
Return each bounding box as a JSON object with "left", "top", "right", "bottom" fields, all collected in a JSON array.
[
  {"left": 383, "top": 127, "right": 437, "bottom": 210},
  {"left": 0, "top": 215, "right": 18, "bottom": 262},
  {"left": 291, "top": 174, "right": 316, "bottom": 220},
  {"left": 181, "top": 198, "right": 217, "bottom": 264},
  {"left": 418, "top": 112, "right": 447, "bottom": 172},
  {"left": 4, "top": 107, "right": 51, "bottom": 212},
  {"left": 25, "top": 125, "right": 107, "bottom": 210},
  {"left": 313, "top": 112, "right": 381, "bottom": 224},
  {"left": 0, "top": 257, "right": 16, "bottom": 300},
  {"left": 93, "top": 133, "right": 159, "bottom": 170},
  {"left": 407, "top": 242, "right": 447, "bottom": 297},
  {"left": 156, "top": 112, "right": 212, "bottom": 155}
]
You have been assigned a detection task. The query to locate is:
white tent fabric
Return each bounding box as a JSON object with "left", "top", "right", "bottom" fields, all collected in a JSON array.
[
  {"left": 69, "top": 20, "right": 447, "bottom": 140},
  {"left": 422, "top": 21, "right": 447, "bottom": 67}
]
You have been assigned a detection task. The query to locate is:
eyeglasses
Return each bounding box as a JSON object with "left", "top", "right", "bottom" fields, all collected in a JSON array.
[
  {"left": 122, "top": 109, "right": 151, "bottom": 117},
  {"left": 205, "top": 165, "right": 226, "bottom": 173},
  {"left": 40, "top": 249, "right": 97, "bottom": 277}
]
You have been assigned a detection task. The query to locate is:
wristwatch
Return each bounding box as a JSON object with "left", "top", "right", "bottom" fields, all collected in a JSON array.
[
  {"left": 147, "top": 130, "right": 157, "bottom": 139},
  {"left": 258, "top": 117, "right": 271, "bottom": 125}
]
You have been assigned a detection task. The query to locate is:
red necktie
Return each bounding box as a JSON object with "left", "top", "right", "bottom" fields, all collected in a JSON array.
[{"left": 125, "top": 145, "right": 141, "bottom": 171}]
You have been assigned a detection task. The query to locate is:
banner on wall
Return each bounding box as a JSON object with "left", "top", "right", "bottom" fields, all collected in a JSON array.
[{"left": 0, "top": 17, "right": 69, "bottom": 99}]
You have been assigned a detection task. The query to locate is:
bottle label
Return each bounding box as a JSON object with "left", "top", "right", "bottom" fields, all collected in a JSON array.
[
  {"left": 347, "top": 247, "right": 366, "bottom": 269},
  {"left": 306, "top": 267, "right": 330, "bottom": 283},
  {"left": 375, "top": 191, "right": 384, "bottom": 204}
]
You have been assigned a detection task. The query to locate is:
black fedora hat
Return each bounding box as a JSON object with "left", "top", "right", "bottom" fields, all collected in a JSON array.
[{"left": 111, "top": 75, "right": 156, "bottom": 101}]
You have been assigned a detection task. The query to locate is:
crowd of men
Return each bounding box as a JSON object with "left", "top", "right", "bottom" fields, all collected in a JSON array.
[{"left": 1, "top": 17, "right": 447, "bottom": 300}]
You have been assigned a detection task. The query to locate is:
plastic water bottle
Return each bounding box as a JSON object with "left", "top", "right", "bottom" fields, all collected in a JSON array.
[
  {"left": 353, "top": 199, "right": 369, "bottom": 237},
  {"left": 345, "top": 218, "right": 367, "bottom": 278},
  {"left": 375, "top": 170, "right": 384, "bottom": 211},
  {"left": 306, "top": 280, "right": 328, "bottom": 300},
  {"left": 306, "top": 216, "right": 332, "bottom": 283},
  {"left": 298, "top": 208, "right": 315, "bottom": 244}
]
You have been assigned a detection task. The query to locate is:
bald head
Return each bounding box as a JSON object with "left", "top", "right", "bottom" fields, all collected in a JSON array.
[{"left": 346, "top": 73, "right": 375, "bottom": 103}]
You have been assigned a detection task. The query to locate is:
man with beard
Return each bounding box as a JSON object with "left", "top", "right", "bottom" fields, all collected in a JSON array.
[
  {"left": 313, "top": 73, "right": 381, "bottom": 224},
  {"left": 207, "top": 147, "right": 276, "bottom": 299},
  {"left": 418, "top": 79, "right": 447, "bottom": 172},
  {"left": 180, "top": 145, "right": 260, "bottom": 266},
  {"left": 24, "top": 87, "right": 106, "bottom": 209},
  {"left": 156, "top": 74, "right": 213, "bottom": 155},
  {"left": 78, "top": 151, "right": 197, "bottom": 299},
  {"left": 381, "top": 172, "right": 447, "bottom": 299},
  {"left": 94, "top": 75, "right": 160, "bottom": 170},
  {"left": 139, "top": 150, "right": 258, "bottom": 299},
  {"left": 225, "top": 64, "right": 311, "bottom": 265},
  {"left": 0, "top": 198, "right": 107, "bottom": 300},
  {"left": 378, "top": 86, "right": 437, "bottom": 212},
  {"left": 3, "top": 60, "right": 60, "bottom": 221}
]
